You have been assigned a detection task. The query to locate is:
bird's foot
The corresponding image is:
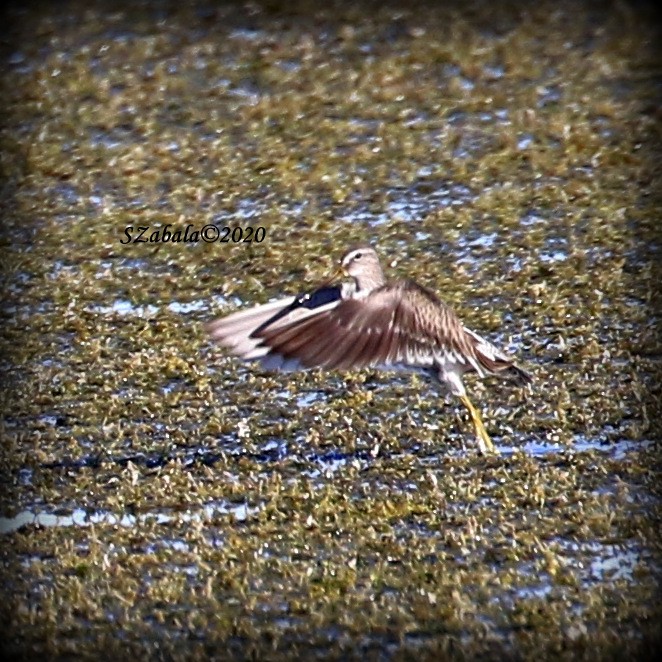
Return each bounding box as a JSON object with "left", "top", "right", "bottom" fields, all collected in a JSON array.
[{"left": 459, "top": 393, "right": 499, "bottom": 455}]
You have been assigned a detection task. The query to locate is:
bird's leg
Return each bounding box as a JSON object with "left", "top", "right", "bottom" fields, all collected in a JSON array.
[{"left": 459, "top": 394, "right": 497, "bottom": 454}]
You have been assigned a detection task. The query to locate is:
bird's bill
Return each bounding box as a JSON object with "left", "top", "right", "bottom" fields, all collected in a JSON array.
[{"left": 318, "top": 265, "right": 347, "bottom": 288}]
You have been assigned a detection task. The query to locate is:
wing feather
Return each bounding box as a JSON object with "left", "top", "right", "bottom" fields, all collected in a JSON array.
[
  {"left": 253, "top": 282, "right": 471, "bottom": 370},
  {"left": 210, "top": 279, "right": 530, "bottom": 381}
]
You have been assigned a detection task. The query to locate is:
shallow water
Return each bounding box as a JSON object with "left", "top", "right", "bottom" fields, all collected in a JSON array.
[
  {"left": 1, "top": 0, "right": 660, "bottom": 659},
  {"left": 1, "top": 500, "right": 256, "bottom": 535}
]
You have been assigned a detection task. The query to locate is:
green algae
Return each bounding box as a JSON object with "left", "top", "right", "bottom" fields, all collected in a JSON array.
[{"left": 1, "top": 0, "right": 661, "bottom": 659}]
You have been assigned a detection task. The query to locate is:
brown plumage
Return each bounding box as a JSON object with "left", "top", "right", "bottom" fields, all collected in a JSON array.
[{"left": 207, "top": 245, "right": 531, "bottom": 453}]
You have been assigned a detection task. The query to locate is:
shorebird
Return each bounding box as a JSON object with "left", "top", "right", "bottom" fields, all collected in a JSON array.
[{"left": 207, "top": 245, "right": 531, "bottom": 453}]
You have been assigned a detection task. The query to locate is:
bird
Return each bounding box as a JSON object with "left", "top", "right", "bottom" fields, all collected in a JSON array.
[{"left": 207, "top": 245, "right": 532, "bottom": 454}]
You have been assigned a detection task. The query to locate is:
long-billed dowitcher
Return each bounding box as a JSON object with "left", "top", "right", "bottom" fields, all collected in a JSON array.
[{"left": 208, "top": 245, "right": 531, "bottom": 453}]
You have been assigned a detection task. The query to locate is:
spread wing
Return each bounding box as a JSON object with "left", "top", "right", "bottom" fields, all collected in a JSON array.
[
  {"left": 252, "top": 282, "right": 476, "bottom": 371},
  {"left": 206, "top": 286, "right": 344, "bottom": 369},
  {"left": 208, "top": 280, "right": 532, "bottom": 381}
]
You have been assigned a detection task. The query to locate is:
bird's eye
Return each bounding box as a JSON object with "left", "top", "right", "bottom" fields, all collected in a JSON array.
[{"left": 354, "top": 252, "right": 362, "bottom": 260}]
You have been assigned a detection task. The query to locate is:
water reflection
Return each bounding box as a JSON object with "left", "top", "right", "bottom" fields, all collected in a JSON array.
[{"left": 0, "top": 500, "right": 257, "bottom": 535}]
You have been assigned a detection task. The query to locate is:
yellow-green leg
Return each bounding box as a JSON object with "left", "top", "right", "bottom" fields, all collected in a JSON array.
[{"left": 460, "top": 394, "right": 498, "bottom": 454}]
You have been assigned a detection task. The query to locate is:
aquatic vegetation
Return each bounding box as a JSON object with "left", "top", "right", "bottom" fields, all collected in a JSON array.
[{"left": 1, "top": 0, "right": 660, "bottom": 659}]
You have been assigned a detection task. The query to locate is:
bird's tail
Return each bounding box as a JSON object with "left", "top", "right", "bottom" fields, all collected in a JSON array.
[
  {"left": 503, "top": 362, "right": 533, "bottom": 386},
  {"left": 464, "top": 327, "right": 533, "bottom": 385}
]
